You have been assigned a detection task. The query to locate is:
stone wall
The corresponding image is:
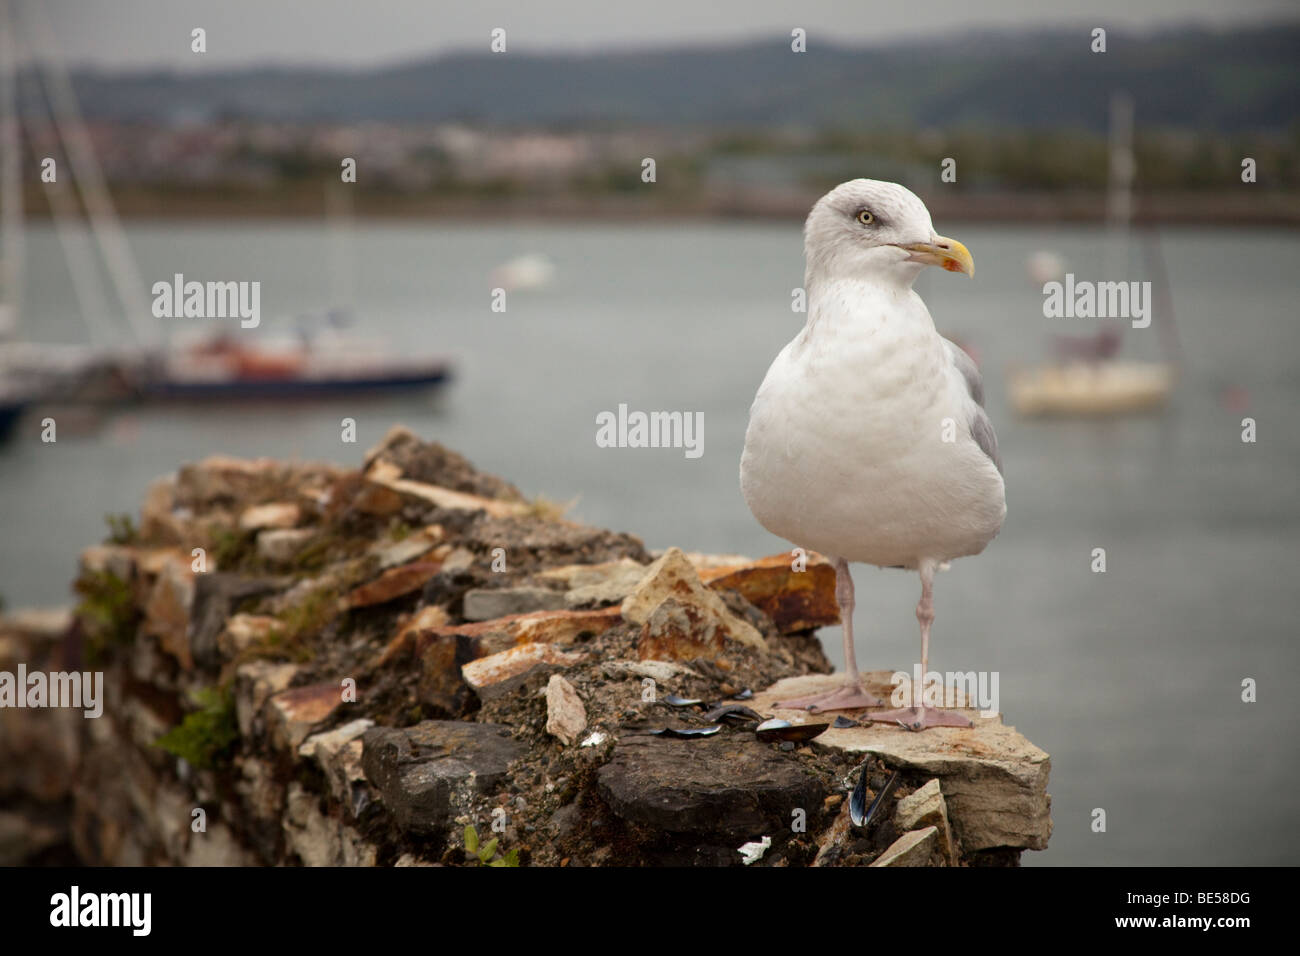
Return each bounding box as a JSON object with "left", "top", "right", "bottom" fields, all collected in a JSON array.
[{"left": 0, "top": 426, "right": 1050, "bottom": 866}]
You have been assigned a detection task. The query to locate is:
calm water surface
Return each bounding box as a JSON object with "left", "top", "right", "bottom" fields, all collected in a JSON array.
[{"left": 2, "top": 220, "right": 1297, "bottom": 865}]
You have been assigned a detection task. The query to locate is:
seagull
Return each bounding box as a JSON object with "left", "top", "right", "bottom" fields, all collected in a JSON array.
[{"left": 740, "top": 179, "right": 1005, "bottom": 730}]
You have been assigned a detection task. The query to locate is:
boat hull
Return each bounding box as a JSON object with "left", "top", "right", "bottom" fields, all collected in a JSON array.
[
  {"left": 0, "top": 402, "right": 25, "bottom": 440},
  {"left": 137, "top": 365, "right": 452, "bottom": 401},
  {"left": 1008, "top": 360, "right": 1173, "bottom": 418}
]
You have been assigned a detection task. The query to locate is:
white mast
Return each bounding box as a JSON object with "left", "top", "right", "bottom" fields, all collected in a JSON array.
[
  {"left": 1104, "top": 90, "right": 1135, "bottom": 281},
  {"left": 22, "top": 0, "right": 160, "bottom": 351},
  {"left": 22, "top": 76, "right": 119, "bottom": 348},
  {"left": 0, "top": 0, "right": 23, "bottom": 341},
  {"left": 325, "top": 181, "right": 355, "bottom": 315}
]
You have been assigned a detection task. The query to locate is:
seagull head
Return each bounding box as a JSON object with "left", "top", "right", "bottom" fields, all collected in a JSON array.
[{"left": 804, "top": 179, "right": 974, "bottom": 286}]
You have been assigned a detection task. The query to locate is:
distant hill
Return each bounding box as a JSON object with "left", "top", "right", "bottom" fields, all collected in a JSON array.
[{"left": 35, "top": 25, "right": 1300, "bottom": 131}]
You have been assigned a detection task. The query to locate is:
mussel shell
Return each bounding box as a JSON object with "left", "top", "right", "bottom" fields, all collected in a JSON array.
[
  {"left": 661, "top": 694, "right": 705, "bottom": 707},
  {"left": 850, "top": 767, "right": 900, "bottom": 828},
  {"left": 701, "top": 704, "right": 765, "bottom": 724},
  {"left": 848, "top": 764, "right": 870, "bottom": 826},
  {"left": 651, "top": 725, "right": 723, "bottom": 739},
  {"left": 832, "top": 715, "right": 861, "bottom": 729},
  {"left": 755, "top": 718, "right": 829, "bottom": 743}
]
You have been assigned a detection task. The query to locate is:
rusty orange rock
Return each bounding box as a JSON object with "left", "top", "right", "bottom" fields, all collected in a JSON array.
[
  {"left": 698, "top": 551, "right": 839, "bottom": 634},
  {"left": 344, "top": 561, "right": 442, "bottom": 609},
  {"left": 635, "top": 597, "right": 730, "bottom": 663},
  {"left": 267, "top": 681, "right": 343, "bottom": 751},
  {"left": 461, "top": 643, "right": 586, "bottom": 700},
  {"left": 413, "top": 606, "right": 620, "bottom": 648}
]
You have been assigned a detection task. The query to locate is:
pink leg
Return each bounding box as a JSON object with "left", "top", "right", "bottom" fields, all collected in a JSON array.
[
  {"left": 869, "top": 559, "right": 974, "bottom": 731},
  {"left": 776, "top": 557, "right": 883, "bottom": 712}
]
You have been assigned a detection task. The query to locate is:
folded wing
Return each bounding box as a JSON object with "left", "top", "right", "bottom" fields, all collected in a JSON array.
[{"left": 944, "top": 337, "right": 1001, "bottom": 474}]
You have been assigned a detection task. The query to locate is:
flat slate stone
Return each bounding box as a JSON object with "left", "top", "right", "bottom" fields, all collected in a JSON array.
[
  {"left": 361, "top": 721, "right": 527, "bottom": 836},
  {"left": 754, "top": 673, "right": 1052, "bottom": 853},
  {"left": 190, "top": 573, "right": 286, "bottom": 668},
  {"left": 597, "top": 734, "right": 822, "bottom": 841},
  {"left": 871, "top": 826, "right": 940, "bottom": 867},
  {"left": 463, "top": 586, "right": 567, "bottom": 621}
]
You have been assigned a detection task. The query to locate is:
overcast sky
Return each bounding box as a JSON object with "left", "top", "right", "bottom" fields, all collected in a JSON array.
[{"left": 19, "top": 0, "right": 1300, "bottom": 70}]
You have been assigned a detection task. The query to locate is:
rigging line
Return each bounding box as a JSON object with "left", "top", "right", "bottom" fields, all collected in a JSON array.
[
  {"left": 22, "top": 0, "right": 160, "bottom": 349},
  {"left": 0, "top": 0, "right": 24, "bottom": 336},
  {"left": 21, "top": 71, "right": 118, "bottom": 350},
  {"left": 1141, "top": 227, "right": 1184, "bottom": 373}
]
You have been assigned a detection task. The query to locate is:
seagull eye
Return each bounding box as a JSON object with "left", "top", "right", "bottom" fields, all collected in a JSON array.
[{"left": 856, "top": 210, "right": 875, "bottom": 225}]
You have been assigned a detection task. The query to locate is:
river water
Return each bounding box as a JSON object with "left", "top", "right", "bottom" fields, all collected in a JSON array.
[{"left": 2, "top": 220, "right": 1297, "bottom": 865}]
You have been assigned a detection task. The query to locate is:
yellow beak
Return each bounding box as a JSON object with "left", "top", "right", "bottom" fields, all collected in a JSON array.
[{"left": 897, "top": 235, "right": 974, "bottom": 277}]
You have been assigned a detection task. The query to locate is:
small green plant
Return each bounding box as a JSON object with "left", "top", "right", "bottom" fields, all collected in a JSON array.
[
  {"left": 290, "top": 533, "right": 337, "bottom": 572},
  {"left": 278, "top": 587, "right": 335, "bottom": 641},
  {"left": 155, "top": 686, "right": 239, "bottom": 770},
  {"left": 104, "top": 512, "right": 138, "bottom": 545},
  {"left": 462, "top": 825, "right": 519, "bottom": 867},
  {"left": 75, "top": 569, "right": 139, "bottom": 664},
  {"left": 235, "top": 586, "right": 335, "bottom": 666},
  {"left": 210, "top": 524, "right": 256, "bottom": 570},
  {"left": 524, "top": 494, "right": 578, "bottom": 522}
]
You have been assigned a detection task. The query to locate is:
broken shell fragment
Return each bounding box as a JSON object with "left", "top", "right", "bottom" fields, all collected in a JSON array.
[
  {"left": 850, "top": 766, "right": 899, "bottom": 828},
  {"left": 661, "top": 694, "right": 705, "bottom": 707},
  {"left": 848, "top": 764, "right": 869, "bottom": 826},
  {"left": 700, "top": 704, "right": 765, "bottom": 724},
  {"left": 832, "top": 715, "right": 861, "bottom": 729},
  {"left": 755, "top": 718, "right": 829, "bottom": 743},
  {"left": 650, "top": 725, "right": 723, "bottom": 739},
  {"left": 737, "top": 836, "right": 772, "bottom": 865},
  {"left": 729, "top": 689, "right": 754, "bottom": 701}
]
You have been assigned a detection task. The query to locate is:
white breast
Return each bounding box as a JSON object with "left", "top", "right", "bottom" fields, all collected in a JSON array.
[{"left": 740, "top": 282, "right": 1005, "bottom": 568}]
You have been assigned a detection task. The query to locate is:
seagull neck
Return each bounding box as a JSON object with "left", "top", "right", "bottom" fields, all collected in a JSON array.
[{"left": 805, "top": 274, "right": 928, "bottom": 335}]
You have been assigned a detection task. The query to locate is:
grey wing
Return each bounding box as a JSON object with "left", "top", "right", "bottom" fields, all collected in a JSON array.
[
  {"left": 943, "top": 337, "right": 1002, "bottom": 474},
  {"left": 945, "top": 337, "right": 984, "bottom": 406},
  {"left": 969, "top": 408, "right": 1002, "bottom": 475}
]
